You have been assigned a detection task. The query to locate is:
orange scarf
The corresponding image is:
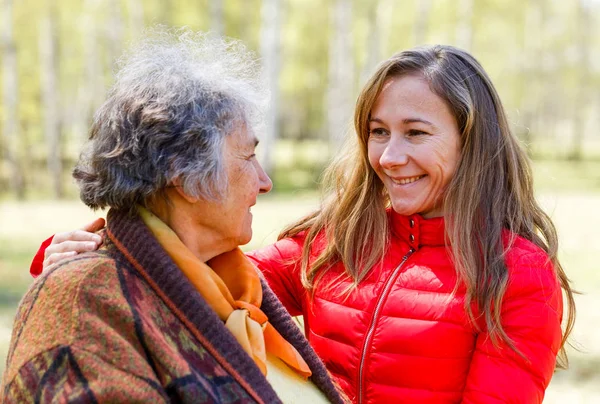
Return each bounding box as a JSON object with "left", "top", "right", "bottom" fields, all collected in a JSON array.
[{"left": 138, "top": 207, "right": 311, "bottom": 378}]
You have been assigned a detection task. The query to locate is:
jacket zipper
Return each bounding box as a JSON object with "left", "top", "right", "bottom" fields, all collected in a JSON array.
[{"left": 357, "top": 248, "right": 414, "bottom": 404}]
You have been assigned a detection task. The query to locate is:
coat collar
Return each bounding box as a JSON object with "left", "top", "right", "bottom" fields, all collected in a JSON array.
[
  {"left": 105, "top": 208, "right": 343, "bottom": 404},
  {"left": 389, "top": 209, "right": 447, "bottom": 249}
]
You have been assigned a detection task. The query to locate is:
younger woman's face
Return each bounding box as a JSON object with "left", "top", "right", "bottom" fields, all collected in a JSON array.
[{"left": 367, "top": 74, "right": 461, "bottom": 218}]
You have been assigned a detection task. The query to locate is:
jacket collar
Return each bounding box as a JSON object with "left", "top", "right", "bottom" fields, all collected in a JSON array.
[
  {"left": 389, "top": 209, "right": 447, "bottom": 249},
  {"left": 105, "top": 209, "right": 343, "bottom": 404}
]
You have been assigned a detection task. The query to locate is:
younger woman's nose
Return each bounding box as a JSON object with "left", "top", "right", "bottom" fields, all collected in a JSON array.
[{"left": 379, "top": 139, "right": 409, "bottom": 169}]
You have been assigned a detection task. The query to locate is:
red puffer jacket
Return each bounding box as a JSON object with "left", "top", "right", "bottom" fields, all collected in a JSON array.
[{"left": 247, "top": 211, "right": 564, "bottom": 403}]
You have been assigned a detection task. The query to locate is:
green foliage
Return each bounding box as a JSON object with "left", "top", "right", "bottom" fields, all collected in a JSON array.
[
  {"left": 1, "top": 0, "right": 600, "bottom": 199},
  {"left": 271, "top": 139, "right": 331, "bottom": 192}
]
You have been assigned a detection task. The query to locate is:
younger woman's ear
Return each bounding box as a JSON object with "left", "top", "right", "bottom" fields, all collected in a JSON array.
[{"left": 170, "top": 178, "right": 200, "bottom": 204}]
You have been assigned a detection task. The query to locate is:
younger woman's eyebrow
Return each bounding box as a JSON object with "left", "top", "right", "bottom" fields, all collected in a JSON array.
[
  {"left": 402, "top": 118, "right": 436, "bottom": 128},
  {"left": 369, "top": 116, "right": 439, "bottom": 131}
]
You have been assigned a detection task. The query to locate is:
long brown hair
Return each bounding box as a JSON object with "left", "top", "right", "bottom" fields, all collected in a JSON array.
[{"left": 281, "top": 45, "right": 575, "bottom": 368}]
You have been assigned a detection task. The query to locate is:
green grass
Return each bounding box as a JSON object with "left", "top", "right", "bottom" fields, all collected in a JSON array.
[
  {"left": 533, "top": 160, "right": 600, "bottom": 194},
  {"left": 0, "top": 240, "right": 36, "bottom": 380}
]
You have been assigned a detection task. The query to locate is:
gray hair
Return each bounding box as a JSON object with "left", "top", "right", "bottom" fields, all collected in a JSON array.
[{"left": 73, "top": 27, "right": 268, "bottom": 213}]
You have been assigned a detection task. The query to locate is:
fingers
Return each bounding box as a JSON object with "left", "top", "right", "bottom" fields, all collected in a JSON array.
[
  {"left": 45, "top": 239, "right": 100, "bottom": 257},
  {"left": 51, "top": 229, "right": 103, "bottom": 246},
  {"left": 43, "top": 251, "right": 78, "bottom": 270},
  {"left": 82, "top": 217, "right": 106, "bottom": 233},
  {"left": 42, "top": 217, "right": 105, "bottom": 273},
  {"left": 42, "top": 239, "right": 100, "bottom": 272}
]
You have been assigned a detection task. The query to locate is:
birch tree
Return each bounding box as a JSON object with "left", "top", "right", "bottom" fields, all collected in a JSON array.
[
  {"left": 106, "top": 0, "right": 124, "bottom": 66},
  {"left": 127, "top": 0, "right": 144, "bottom": 39},
  {"left": 456, "top": 0, "right": 474, "bottom": 50},
  {"left": 517, "top": 0, "right": 544, "bottom": 149},
  {"left": 70, "top": 0, "right": 102, "bottom": 145},
  {"left": 211, "top": 0, "right": 224, "bottom": 36},
  {"left": 360, "top": 0, "right": 386, "bottom": 84},
  {"left": 569, "top": 0, "right": 592, "bottom": 160},
  {"left": 259, "top": 0, "right": 281, "bottom": 175},
  {"left": 327, "top": 0, "right": 354, "bottom": 151},
  {"left": 40, "top": 1, "right": 63, "bottom": 198},
  {"left": 1, "top": 0, "right": 24, "bottom": 198},
  {"left": 413, "top": 0, "right": 431, "bottom": 45}
]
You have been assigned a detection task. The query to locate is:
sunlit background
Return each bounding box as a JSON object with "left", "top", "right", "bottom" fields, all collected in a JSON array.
[{"left": 1, "top": 0, "right": 599, "bottom": 402}]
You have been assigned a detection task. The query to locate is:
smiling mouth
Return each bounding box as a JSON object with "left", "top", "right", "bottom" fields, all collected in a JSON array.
[{"left": 391, "top": 175, "right": 426, "bottom": 185}]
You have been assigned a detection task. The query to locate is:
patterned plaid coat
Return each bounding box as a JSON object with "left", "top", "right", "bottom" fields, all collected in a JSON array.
[{"left": 1, "top": 209, "right": 343, "bottom": 403}]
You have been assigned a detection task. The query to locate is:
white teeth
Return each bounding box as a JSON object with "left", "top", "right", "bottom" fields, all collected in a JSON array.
[{"left": 391, "top": 175, "right": 424, "bottom": 185}]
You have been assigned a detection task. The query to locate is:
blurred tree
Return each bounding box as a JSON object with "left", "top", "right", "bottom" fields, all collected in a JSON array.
[
  {"left": 327, "top": 0, "right": 354, "bottom": 151},
  {"left": 569, "top": 0, "right": 592, "bottom": 161},
  {"left": 211, "top": 0, "right": 224, "bottom": 36},
  {"left": 39, "top": 0, "right": 63, "bottom": 198},
  {"left": 278, "top": 0, "right": 328, "bottom": 142},
  {"left": 106, "top": 0, "right": 124, "bottom": 66},
  {"left": 68, "top": 0, "right": 103, "bottom": 148},
  {"left": 516, "top": 0, "right": 545, "bottom": 152},
  {"left": 127, "top": 0, "right": 144, "bottom": 39},
  {"left": 456, "top": 0, "right": 474, "bottom": 50},
  {"left": 259, "top": 0, "right": 282, "bottom": 176},
  {"left": 359, "top": 0, "right": 385, "bottom": 84},
  {"left": 2, "top": 0, "right": 25, "bottom": 198},
  {"left": 414, "top": 0, "right": 431, "bottom": 45},
  {"left": 535, "top": 1, "right": 562, "bottom": 152},
  {"left": 1, "top": 0, "right": 599, "bottom": 198},
  {"left": 158, "top": 0, "right": 174, "bottom": 25}
]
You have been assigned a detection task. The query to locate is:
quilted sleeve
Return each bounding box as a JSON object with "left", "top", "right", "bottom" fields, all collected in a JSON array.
[
  {"left": 247, "top": 235, "right": 308, "bottom": 317},
  {"left": 462, "top": 251, "right": 564, "bottom": 404}
]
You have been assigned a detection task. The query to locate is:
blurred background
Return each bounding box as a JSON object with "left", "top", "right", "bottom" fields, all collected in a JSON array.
[{"left": 1, "top": 0, "right": 599, "bottom": 401}]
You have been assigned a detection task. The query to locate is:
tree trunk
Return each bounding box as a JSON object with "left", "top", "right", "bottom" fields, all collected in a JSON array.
[
  {"left": 71, "top": 0, "right": 102, "bottom": 144},
  {"left": 413, "top": 0, "right": 431, "bottom": 45},
  {"left": 127, "top": 0, "right": 144, "bottom": 39},
  {"left": 517, "top": 0, "right": 543, "bottom": 153},
  {"left": 210, "top": 0, "right": 224, "bottom": 36},
  {"left": 106, "top": 0, "right": 124, "bottom": 66},
  {"left": 158, "top": 0, "right": 173, "bottom": 25},
  {"left": 259, "top": 0, "right": 281, "bottom": 176},
  {"left": 1, "top": 0, "right": 25, "bottom": 198},
  {"left": 360, "top": 0, "right": 385, "bottom": 84},
  {"left": 535, "top": 0, "right": 557, "bottom": 148},
  {"left": 327, "top": 0, "right": 354, "bottom": 151},
  {"left": 569, "top": 0, "right": 591, "bottom": 161},
  {"left": 456, "top": 0, "right": 474, "bottom": 50},
  {"left": 40, "top": 2, "right": 63, "bottom": 198}
]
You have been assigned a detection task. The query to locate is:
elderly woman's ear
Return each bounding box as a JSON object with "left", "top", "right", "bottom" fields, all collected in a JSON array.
[{"left": 169, "top": 177, "right": 202, "bottom": 204}]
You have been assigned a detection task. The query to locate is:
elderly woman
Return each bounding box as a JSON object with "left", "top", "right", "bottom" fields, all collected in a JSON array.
[
  {"left": 30, "top": 45, "right": 575, "bottom": 403},
  {"left": 1, "top": 30, "right": 343, "bottom": 403}
]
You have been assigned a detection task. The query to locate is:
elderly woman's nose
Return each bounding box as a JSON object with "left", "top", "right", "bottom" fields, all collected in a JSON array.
[{"left": 257, "top": 163, "right": 273, "bottom": 194}]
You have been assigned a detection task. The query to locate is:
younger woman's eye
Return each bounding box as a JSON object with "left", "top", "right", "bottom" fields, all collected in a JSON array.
[
  {"left": 407, "top": 129, "right": 428, "bottom": 136},
  {"left": 369, "top": 128, "right": 388, "bottom": 137}
]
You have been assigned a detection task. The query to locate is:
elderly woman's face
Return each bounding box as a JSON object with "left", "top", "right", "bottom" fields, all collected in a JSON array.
[
  {"left": 192, "top": 126, "right": 272, "bottom": 249},
  {"left": 367, "top": 74, "right": 460, "bottom": 218}
]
